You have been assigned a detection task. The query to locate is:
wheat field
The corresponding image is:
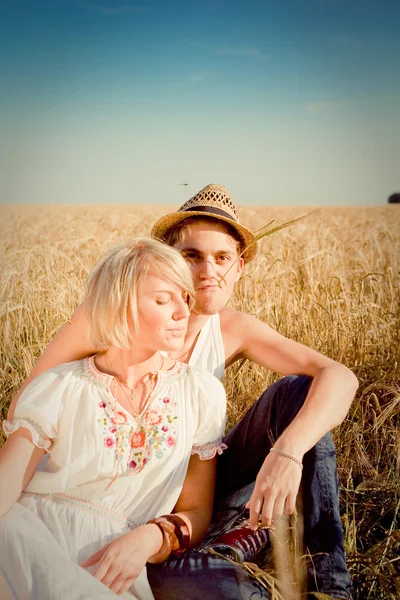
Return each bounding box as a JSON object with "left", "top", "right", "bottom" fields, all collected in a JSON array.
[{"left": 1, "top": 204, "right": 399, "bottom": 599}]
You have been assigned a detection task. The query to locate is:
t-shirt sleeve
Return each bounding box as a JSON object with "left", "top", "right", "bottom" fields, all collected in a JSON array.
[
  {"left": 2, "top": 366, "right": 72, "bottom": 451},
  {"left": 190, "top": 367, "right": 227, "bottom": 461}
]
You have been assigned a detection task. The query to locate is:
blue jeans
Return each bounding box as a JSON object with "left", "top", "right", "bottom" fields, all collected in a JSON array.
[{"left": 147, "top": 375, "right": 353, "bottom": 600}]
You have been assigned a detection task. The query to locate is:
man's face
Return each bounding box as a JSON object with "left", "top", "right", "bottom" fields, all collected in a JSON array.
[{"left": 172, "top": 221, "right": 244, "bottom": 315}]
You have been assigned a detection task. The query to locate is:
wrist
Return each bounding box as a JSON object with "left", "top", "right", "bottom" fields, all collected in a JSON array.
[
  {"left": 270, "top": 447, "right": 303, "bottom": 470},
  {"left": 273, "top": 433, "right": 307, "bottom": 459},
  {"left": 143, "top": 523, "right": 164, "bottom": 558},
  {"left": 147, "top": 514, "right": 191, "bottom": 564}
]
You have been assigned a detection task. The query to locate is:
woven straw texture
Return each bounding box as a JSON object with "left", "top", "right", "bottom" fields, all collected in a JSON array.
[{"left": 180, "top": 184, "right": 239, "bottom": 221}]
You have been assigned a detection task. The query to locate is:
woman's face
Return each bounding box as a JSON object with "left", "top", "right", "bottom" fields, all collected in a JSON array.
[{"left": 133, "top": 271, "right": 190, "bottom": 353}]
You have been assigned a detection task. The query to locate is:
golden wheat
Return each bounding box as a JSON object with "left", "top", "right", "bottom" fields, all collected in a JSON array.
[{"left": 1, "top": 203, "right": 399, "bottom": 599}]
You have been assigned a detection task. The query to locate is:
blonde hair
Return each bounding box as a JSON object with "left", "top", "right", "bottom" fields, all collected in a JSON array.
[{"left": 85, "top": 237, "right": 195, "bottom": 350}]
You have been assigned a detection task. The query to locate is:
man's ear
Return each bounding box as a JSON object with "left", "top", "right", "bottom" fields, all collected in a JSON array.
[{"left": 234, "top": 257, "right": 245, "bottom": 282}]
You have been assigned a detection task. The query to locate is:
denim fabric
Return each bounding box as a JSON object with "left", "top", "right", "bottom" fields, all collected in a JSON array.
[{"left": 147, "top": 375, "right": 353, "bottom": 600}]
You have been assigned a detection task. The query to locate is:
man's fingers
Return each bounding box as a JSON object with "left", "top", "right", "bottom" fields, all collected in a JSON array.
[
  {"left": 247, "top": 494, "right": 263, "bottom": 530},
  {"left": 271, "top": 493, "right": 286, "bottom": 520},
  {"left": 259, "top": 495, "right": 275, "bottom": 526},
  {"left": 285, "top": 494, "right": 296, "bottom": 516}
]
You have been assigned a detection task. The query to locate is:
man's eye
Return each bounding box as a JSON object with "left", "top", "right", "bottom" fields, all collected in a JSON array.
[
  {"left": 184, "top": 253, "right": 200, "bottom": 261},
  {"left": 217, "top": 255, "right": 230, "bottom": 262}
]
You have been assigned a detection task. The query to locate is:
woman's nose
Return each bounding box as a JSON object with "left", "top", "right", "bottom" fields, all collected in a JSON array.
[{"left": 174, "top": 300, "right": 190, "bottom": 320}]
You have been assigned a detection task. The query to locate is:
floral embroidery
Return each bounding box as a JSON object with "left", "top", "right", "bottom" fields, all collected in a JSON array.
[
  {"left": 112, "top": 411, "right": 128, "bottom": 425},
  {"left": 129, "top": 431, "right": 146, "bottom": 449},
  {"left": 145, "top": 410, "right": 163, "bottom": 427},
  {"left": 80, "top": 356, "right": 187, "bottom": 480},
  {"left": 87, "top": 358, "right": 185, "bottom": 477}
]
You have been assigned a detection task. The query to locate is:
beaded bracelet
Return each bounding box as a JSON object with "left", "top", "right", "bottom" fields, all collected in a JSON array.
[
  {"left": 270, "top": 447, "right": 303, "bottom": 470},
  {"left": 147, "top": 514, "right": 191, "bottom": 563}
]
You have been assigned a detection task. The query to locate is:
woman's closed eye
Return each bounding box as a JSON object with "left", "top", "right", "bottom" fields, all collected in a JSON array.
[{"left": 156, "top": 298, "right": 171, "bottom": 305}]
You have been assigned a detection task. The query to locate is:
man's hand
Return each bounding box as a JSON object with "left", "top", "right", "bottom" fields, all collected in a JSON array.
[
  {"left": 80, "top": 524, "right": 162, "bottom": 595},
  {"left": 245, "top": 451, "right": 303, "bottom": 530}
]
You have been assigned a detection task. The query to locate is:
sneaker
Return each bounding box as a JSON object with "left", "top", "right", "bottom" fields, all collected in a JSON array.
[{"left": 206, "top": 525, "right": 270, "bottom": 563}]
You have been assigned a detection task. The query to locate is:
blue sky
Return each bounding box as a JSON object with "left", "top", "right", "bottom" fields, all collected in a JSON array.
[{"left": 1, "top": 0, "right": 399, "bottom": 206}]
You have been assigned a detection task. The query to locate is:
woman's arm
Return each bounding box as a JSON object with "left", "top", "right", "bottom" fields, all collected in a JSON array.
[
  {"left": 7, "top": 302, "right": 95, "bottom": 420},
  {"left": 82, "top": 454, "right": 217, "bottom": 595},
  {"left": 0, "top": 430, "right": 45, "bottom": 518},
  {"left": 169, "top": 452, "right": 217, "bottom": 547}
]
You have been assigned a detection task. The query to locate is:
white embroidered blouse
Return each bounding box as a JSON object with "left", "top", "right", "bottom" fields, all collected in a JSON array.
[{"left": 3, "top": 357, "right": 227, "bottom": 527}]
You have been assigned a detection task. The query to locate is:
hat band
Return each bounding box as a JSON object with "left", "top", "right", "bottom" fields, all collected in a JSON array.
[{"left": 180, "top": 205, "right": 237, "bottom": 223}]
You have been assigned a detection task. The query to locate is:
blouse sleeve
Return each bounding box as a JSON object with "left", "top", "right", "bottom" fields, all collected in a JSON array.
[
  {"left": 189, "top": 367, "right": 228, "bottom": 461},
  {"left": 2, "top": 364, "right": 73, "bottom": 451}
]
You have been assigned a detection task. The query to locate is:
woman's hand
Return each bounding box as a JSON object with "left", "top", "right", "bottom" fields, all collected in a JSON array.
[
  {"left": 80, "top": 523, "right": 162, "bottom": 595},
  {"left": 245, "top": 451, "right": 303, "bottom": 530}
]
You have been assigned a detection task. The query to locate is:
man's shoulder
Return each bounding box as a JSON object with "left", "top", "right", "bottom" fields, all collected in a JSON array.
[
  {"left": 218, "top": 307, "right": 276, "bottom": 364},
  {"left": 219, "top": 307, "right": 254, "bottom": 330},
  {"left": 218, "top": 308, "right": 259, "bottom": 360}
]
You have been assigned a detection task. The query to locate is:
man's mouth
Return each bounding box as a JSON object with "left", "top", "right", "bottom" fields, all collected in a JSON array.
[{"left": 197, "top": 284, "right": 220, "bottom": 291}]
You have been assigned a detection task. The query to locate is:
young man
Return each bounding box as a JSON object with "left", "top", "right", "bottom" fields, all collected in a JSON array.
[{"left": 7, "top": 184, "right": 358, "bottom": 600}]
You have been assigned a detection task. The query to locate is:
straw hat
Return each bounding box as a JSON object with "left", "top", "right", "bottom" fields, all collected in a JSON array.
[{"left": 151, "top": 184, "right": 257, "bottom": 262}]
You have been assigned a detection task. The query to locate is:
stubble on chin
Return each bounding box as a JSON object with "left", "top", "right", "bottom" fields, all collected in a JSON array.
[{"left": 193, "top": 295, "right": 226, "bottom": 316}]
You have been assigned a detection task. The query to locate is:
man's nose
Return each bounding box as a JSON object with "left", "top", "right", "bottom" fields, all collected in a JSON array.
[{"left": 198, "top": 259, "right": 216, "bottom": 278}]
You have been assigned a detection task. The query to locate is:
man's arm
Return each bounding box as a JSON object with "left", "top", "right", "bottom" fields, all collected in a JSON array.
[
  {"left": 7, "top": 302, "right": 95, "bottom": 420},
  {"left": 221, "top": 309, "right": 358, "bottom": 527},
  {"left": 222, "top": 308, "right": 358, "bottom": 445}
]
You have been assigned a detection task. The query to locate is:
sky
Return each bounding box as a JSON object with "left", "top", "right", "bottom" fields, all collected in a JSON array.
[{"left": 1, "top": 0, "right": 399, "bottom": 206}]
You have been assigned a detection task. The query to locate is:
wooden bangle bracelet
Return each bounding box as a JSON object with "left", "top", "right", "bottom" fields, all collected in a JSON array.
[{"left": 148, "top": 514, "right": 191, "bottom": 563}]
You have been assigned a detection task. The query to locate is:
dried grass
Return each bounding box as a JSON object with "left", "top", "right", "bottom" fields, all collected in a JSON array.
[{"left": 1, "top": 203, "right": 399, "bottom": 599}]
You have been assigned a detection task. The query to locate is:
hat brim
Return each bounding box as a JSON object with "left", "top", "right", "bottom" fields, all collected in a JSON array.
[{"left": 151, "top": 210, "right": 257, "bottom": 262}]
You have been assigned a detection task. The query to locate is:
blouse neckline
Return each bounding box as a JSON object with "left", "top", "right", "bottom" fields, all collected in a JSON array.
[
  {"left": 83, "top": 355, "right": 186, "bottom": 424},
  {"left": 83, "top": 355, "right": 185, "bottom": 391}
]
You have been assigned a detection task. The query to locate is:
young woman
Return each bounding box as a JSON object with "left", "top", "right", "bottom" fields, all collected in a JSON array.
[{"left": 0, "top": 238, "right": 227, "bottom": 600}]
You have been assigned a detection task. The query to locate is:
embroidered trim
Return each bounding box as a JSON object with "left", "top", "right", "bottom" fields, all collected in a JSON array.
[
  {"left": 81, "top": 356, "right": 188, "bottom": 390},
  {"left": 191, "top": 438, "right": 227, "bottom": 460},
  {"left": 2, "top": 418, "right": 52, "bottom": 451},
  {"left": 80, "top": 356, "right": 114, "bottom": 393},
  {"left": 23, "top": 492, "right": 139, "bottom": 531}
]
